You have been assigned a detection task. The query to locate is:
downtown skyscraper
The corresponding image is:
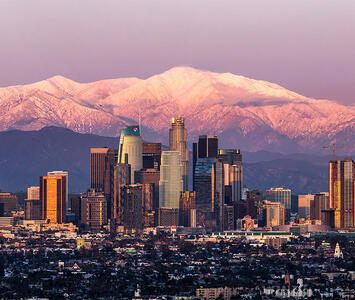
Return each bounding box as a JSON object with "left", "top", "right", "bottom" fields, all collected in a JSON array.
[
  {"left": 25, "top": 186, "right": 41, "bottom": 220},
  {"left": 169, "top": 117, "right": 188, "bottom": 191},
  {"left": 81, "top": 190, "right": 108, "bottom": 229},
  {"left": 40, "top": 174, "right": 67, "bottom": 223},
  {"left": 218, "top": 149, "right": 243, "bottom": 203},
  {"left": 329, "top": 157, "right": 355, "bottom": 228},
  {"left": 193, "top": 135, "right": 218, "bottom": 190},
  {"left": 90, "top": 148, "right": 117, "bottom": 194},
  {"left": 90, "top": 148, "right": 118, "bottom": 218},
  {"left": 159, "top": 151, "right": 183, "bottom": 209},
  {"left": 47, "top": 171, "right": 69, "bottom": 212},
  {"left": 266, "top": 187, "right": 291, "bottom": 211},
  {"left": 118, "top": 125, "right": 143, "bottom": 183},
  {"left": 194, "top": 157, "right": 224, "bottom": 231}
]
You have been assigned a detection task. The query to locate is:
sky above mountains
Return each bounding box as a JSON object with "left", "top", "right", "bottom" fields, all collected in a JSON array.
[{"left": 1, "top": 0, "right": 354, "bottom": 105}]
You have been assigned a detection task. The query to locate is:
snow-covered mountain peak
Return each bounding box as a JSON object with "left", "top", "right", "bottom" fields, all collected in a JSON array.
[{"left": 0, "top": 66, "right": 353, "bottom": 152}]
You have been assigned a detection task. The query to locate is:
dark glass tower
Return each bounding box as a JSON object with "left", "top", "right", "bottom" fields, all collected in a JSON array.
[
  {"left": 197, "top": 135, "right": 218, "bottom": 158},
  {"left": 193, "top": 135, "right": 218, "bottom": 190},
  {"left": 194, "top": 157, "right": 224, "bottom": 232},
  {"left": 142, "top": 142, "right": 161, "bottom": 170},
  {"left": 119, "top": 185, "right": 143, "bottom": 232}
]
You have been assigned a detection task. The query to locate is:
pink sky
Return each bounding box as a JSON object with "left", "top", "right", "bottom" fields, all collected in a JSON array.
[{"left": 0, "top": 0, "right": 354, "bottom": 105}]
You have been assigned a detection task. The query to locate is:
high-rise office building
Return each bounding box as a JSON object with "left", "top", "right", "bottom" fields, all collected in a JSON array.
[
  {"left": 321, "top": 209, "right": 335, "bottom": 228},
  {"left": 311, "top": 192, "right": 329, "bottom": 221},
  {"left": 90, "top": 148, "right": 118, "bottom": 219},
  {"left": 25, "top": 186, "right": 41, "bottom": 220},
  {"left": 103, "top": 149, "right": 118, "bottom": 196},
  {"left": 169, "top": 117, "right": 189, "bottom": 191},
  {"left": 117, "top": 183, "right": 154, "bottom": 230},
  {"left": 40, "top": 175, "right": 66, "bottom": 223},
  {"left": 27, "top": 186, "right": 40, "bottom": 200},
  {"left": 194, "top": 157, "right": 224, "bottom": 231},
  {"left": 193, "top": 135, "right": 218, "bottom": 190},
  {"left": 159, "top": 151, "right": 183, "bottom": 209},
  {"left": 218, "top": 149, "right": 242, "bottom": 165},
  {"left": 223, "top": 205, "right": 235, "bottom": 230},
  {"left": 118, "top": 125, "right": 143, "bottom": 183},
  {"left": 219, "top": 149, "right": 243, "bottom": 203},
  {"left": 179, "top": 191, "right": 196, "bottom": 227},
  {"left": 0, "top": 193, "right": 18, "bottom": 215},
  {"left": 196, "top": 135, "right": 218, "bottom": 158},
  {"left": 329, "top": 158, "right": 355, "bottom": 228},
  {"left": 298, "top": 194, "right": 314, "bottom": 219},
  {"left": 266, "top": 187, "right": 291, "bottom": 211},
  {"left": 47, "top": 171, "right": 69, "bottom": 211},
  {"left": 90, "top": 148, "right": 117, "bottom": 192},
  {"left": 71, "top": 196, "right": 81, "bottom": 225},
  {"left": 264, "top": 200, "right": 285, "bottom": 228},
  {"left": 157, "top": 208, "right": 179, "bottom": 226},
  {"left": 119, "top": 184, "right": 143, "bottom": 232},
  {"left": 142, "top": 142, "right": 161, "bottom": 170},
  {"left": 233, "top": 200, "right": 247, "bottom": 220},
  {"left": 90, "top": 148, "right": 109, "bottom": 191},
  {"left": 141, "top": 184, "right": 155, "bottom": 227},
  {"left": 113, "top": 155, "right": 131, "bottom": 220},
  {"left": 134, "top": 168, "right": 160, "bottom": 210},
  {"left": 81, "top": 190, "right": 107, "bottom": 229},
  {"left": 246, "top": 190, "right": 264, "bottom": 220}
]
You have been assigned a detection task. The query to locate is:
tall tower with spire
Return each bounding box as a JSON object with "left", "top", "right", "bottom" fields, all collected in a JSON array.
[{"left": 169, "top": 117, "right": 188, "bottom": 191}]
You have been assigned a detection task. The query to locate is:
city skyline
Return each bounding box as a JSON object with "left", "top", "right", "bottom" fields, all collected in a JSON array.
[
  {"left": 6, "top": 127, "right": 354, "bottom": 230},
  {"left": 0, "top": 1, "right": 354, "bottom": 298},
  {"left": 1, "top": 117, "right": 354, "bottom": 298}
]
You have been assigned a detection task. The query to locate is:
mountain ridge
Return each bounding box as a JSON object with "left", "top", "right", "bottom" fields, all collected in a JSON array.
[{"left": 0, "top": 66, "right": 353, "bottom": 153}]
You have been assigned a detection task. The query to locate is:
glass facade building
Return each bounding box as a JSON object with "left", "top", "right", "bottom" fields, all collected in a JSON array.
[
  {"left": 159, "top": 151, "right": 183, "bottom": 209},
  {"left": 193, "top": 135, "right": 218, "bottom": 190},
  {"left": 118, "top": 125, "right": 143, "bottom": 183},
  {"left": 142, "top": 142, "right": 161, "bottom": 170},
  {"left": 47, "top": 171, "right": 69, "bottom": 212},
  {"left": 298, "top": 194, "right": 314, "bottom": 219},
  {"left": 329, "top": 158, "right": 355, "bottom": 228},
  {"left": 40, "top": 175, "right": 66, "bottom": 223},
  {"left": 194, "top": 157, "right": 224, "bottom": 231},
  {"left": 218, "top": 149, "right": 243, "bottom": 203}
]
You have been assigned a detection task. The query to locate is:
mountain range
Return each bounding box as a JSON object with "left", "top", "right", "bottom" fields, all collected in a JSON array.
[
  {"left": 0, "top": 66, "right": 354, "bottom": 153},
  {"left": 0, "top": 127, "right": 332, "bottom": 194}
]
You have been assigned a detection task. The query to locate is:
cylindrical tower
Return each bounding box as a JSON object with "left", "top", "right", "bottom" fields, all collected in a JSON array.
[{"left": 118, "top": 126, "right": 143, "bottom": 183}]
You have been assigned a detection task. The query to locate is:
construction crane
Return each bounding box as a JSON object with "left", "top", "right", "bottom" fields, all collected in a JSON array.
[{"left": 322, "top": 144, "right": 355, "bottom": 161}]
